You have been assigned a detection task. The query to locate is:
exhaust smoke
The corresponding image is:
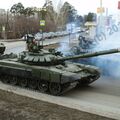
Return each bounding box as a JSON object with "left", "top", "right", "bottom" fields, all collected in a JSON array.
[
  {"left": 57, "top": 29, "right": 120, "bottom": 78},
  {"left": 89, "top": 31, "right": 120, "bottom": 78}
]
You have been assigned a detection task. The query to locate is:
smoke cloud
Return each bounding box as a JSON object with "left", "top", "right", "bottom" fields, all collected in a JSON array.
[{"left": 57, "top": 30, "right": 120, "bottom": 78}]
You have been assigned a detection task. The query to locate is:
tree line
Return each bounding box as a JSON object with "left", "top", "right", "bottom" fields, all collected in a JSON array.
[{"left": 0, "top": 2, "right": 96, "bottom": 39}]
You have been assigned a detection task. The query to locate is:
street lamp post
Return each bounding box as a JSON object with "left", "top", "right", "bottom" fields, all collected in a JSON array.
[
  {"left": 100, "top": 0, "right": 103, "bottom": 28},
  {"left": 34, "top": 0, "right": 52, "bottom": 47},
  {"left": 40, "top": 8, "right": 46, "bottom": 47},
  {"left": 6, "top": 9, "right": 9, "bottom": 39},
  {"left": 97, "top": 0, "right": 104, "bottom": 33}
]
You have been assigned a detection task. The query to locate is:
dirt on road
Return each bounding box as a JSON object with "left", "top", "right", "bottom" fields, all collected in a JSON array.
[{"left": 0, "top": 90, "right": 115, "bottom": 120}]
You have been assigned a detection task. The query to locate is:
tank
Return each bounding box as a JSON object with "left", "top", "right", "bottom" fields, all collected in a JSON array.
[
  {"left": 70, "top": 35, "right": 97, "bottom": 55},
  {"left": 0, "top": 43, "right": 17, "bottom": 60},
  {"left": 0, "top": 42, "right": 120, "bottom": 95}
]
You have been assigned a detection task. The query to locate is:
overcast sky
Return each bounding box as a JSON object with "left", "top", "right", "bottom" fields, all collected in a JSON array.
[{"left": 0, "top": 0, "right": 119, "bottom": 15}]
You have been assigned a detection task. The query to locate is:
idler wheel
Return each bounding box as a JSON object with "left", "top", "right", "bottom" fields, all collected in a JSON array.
[
  {"left": 49, "top": 82, "right": 62, "bottom": 96},
  {"left": 78, "top": 79, "right": 90, "bottom": 86},
  {"left": 2, "top": 76, "right": 10, "bottom": 83},
  {"left": 19, "top": 78, "right": 28, "bottom": 87},
  {"left": 83, "top": 75, "right": 100, "bottom": 86},
  {"left": 38, "top": 80, "right": 48, "bottom": 93},
  {"left": 28, "top": 79, "right": 37, "bottom": 89},
  {"left": 9, "top": 76, "right": 18, "bottom": 85},
  {"left": 88, "top": 75, "right": 100, "bottom": 84},
  {"left": 79, "top": 75, "right": 99, "bottom": 86}
]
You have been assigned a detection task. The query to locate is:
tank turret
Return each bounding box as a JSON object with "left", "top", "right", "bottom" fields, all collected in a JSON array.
[{"left": 19, "top": 48, "right": 120, "bottom": 65}]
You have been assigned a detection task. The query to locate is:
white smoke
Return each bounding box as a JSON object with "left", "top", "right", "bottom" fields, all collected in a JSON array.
[{"left": 92, "top": 30, "right": 120, "bottom": 78}]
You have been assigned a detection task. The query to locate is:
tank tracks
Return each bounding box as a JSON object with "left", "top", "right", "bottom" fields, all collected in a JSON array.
[{"left": 0, "top": 74, "right": 78, "bottom": 96}]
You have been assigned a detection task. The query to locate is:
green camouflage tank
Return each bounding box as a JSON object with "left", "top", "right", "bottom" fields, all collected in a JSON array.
[
  {"left": 0, "top": 43, "right": 17, "bottom": 60},
  {"left": 0, "top": 41, "right": 120, "bottom": 95}
]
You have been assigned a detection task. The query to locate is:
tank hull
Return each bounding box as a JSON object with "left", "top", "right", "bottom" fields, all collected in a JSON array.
[{"left": 0, "top": 59, "right": 100, "bottom": 95}]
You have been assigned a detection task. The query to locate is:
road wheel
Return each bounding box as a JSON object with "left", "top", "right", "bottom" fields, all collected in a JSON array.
[
  {"left": 19, "top": 78, "right": 28, "bottom": 87},
  {"left": 49, "top": 82, "right": 62, "bottom": 96},
  {"left": 28, "top": 79, "right": 37, "bottom": 89},
  {"left": 2, "top": 75, "right": 10, "bottom": 83},
  {"left": 9, "top": 76, "right": 18, "bottom": 85},
  {"left": 38, "top": 80, "right": 48, "bottom": 93}
]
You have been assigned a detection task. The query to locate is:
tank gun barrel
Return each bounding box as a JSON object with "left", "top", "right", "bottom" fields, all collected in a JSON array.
[{"left": 58, "top": 48, "right": 120, "bottom": 61}]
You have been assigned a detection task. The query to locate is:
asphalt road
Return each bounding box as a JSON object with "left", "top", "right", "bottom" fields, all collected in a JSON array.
[{"left": 1, "top": 36, "right": 120, "bottom": 119}]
